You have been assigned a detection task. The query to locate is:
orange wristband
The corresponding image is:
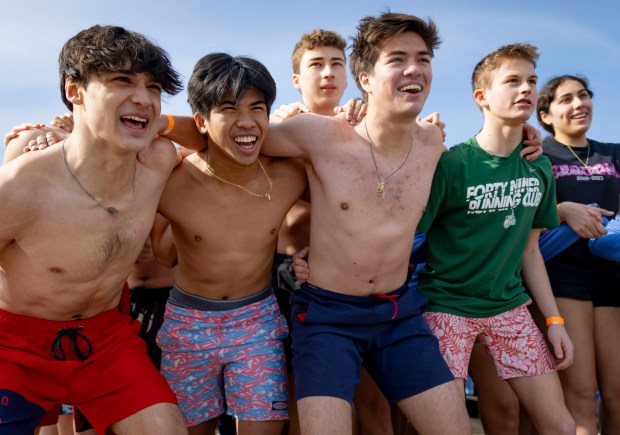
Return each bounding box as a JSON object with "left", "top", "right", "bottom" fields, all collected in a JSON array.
[
  {"left": 546, "top": 316, "right": 565, "bottom": 326},
  {"left": 158, "top": 114, "right": 174, "bottom": 137}
]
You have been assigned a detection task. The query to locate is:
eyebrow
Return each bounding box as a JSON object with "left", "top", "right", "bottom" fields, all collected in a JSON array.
[
  {"left": 558, "top": 87, "right": 587, "bottom": 98},
  {"left": 307, "top": 56, "right": 345, "bottom": 62},
  {"left": 385, "top": 49, "right": 432, "bottom": 57},
  {"left": 219, "top": 99, "right": 267, "bottom": 106}
]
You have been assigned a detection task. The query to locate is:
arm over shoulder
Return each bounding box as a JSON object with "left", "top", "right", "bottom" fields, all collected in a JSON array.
[{"left": 262, "top": 113, "right": 336, "bottom": 159}]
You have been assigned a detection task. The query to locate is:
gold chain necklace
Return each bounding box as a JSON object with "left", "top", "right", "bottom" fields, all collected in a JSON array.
[
  {"left": 61, "top": 141, "right": 136, "bottom": 232},
  {"left": 364, "top": 119, "right": 413, "bottom": 200},
  {"left": 564, "top": 141, "right": 590, "bottom": 172},
  {"left": 202, "top": 151, "right": 272, "bottom": 200}
]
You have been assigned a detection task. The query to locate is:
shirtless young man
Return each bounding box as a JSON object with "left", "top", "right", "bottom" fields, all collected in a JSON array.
[
  {"left": 152, "top": 53, "right": 307, "bottom": 435},
  {"left": 0, "top": 25, "right": 187, "bottom": 435},
  {"left": 260, "top": 13, "right": 470, "bottom": 434},
  {"left": 270, "top": 29, "right": 397, "bottom": 435}
]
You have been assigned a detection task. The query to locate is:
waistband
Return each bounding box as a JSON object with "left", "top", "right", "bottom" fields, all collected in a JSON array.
[
  {"left": 301, "top": 281, "right": 409, "bottom": 303},
  {"left": 130, "top": 286, "right": 173, "bottom": 294},
  {"left": 0, "top": 307, "right": 124, "bottom": 334},
  {"left": 169, "top": 284, "right": 274, "bottom": 311}
]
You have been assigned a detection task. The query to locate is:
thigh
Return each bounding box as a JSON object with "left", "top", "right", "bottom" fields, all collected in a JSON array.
[
  {"left": 507, "top": 372, "right": 574, "bottom": 433},
  {"left": 482, "top": 304, "right": 555, "bottom": 379},
  {"left": 554, "top": 298, "right": 597, "bottom": 392},
  {"left": 594, "top": 306, "right": 620, "bottom": 399},
  {"left": 397, "top": 380, "right": 470, "bottom": 435},
  {"left": 224, "top": 339, "right": 288, "bottom": 422},
  {"left": 297, "top": 396, "right": 352, "bottom": 435},
  {"left": 422, "top": 311, "right": 478, "bottom": 380},
  {"left": 291, "top": 317, "right": 362, "bottom": 404},
  {"left": 368, "top": 313, "right": 455, "bottom": 405},
  {"left": 111, "top": 402, "right": 187, "bottom": 435}
]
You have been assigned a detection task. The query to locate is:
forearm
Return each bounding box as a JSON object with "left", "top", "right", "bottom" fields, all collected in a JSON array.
[
  {"left": 521, "top": 231, "right": 560, "bottom": 318},
  {"left": 160, "top": 114, "right": 208, "bottom": 152}
]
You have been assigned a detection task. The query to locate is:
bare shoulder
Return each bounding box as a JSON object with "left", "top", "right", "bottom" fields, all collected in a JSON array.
[
  {"left": 0, "top": 149, "right": 56, "bottom": 228},
  {"left": 262, "top": 155, "right": 307, "bottom": 197},
  {"left": 142, "top": 137, "right": 178, "bottom": 173},
  {"left": 415, "top": 121, "right": 447, "bottom": 155}
]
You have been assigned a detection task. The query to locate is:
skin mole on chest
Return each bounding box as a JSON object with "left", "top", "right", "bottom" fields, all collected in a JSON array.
[{"left": 271, "top": 228, "right": 277, "bottom": 235}]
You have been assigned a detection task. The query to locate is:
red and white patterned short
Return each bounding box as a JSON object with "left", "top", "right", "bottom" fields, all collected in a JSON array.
[{"left": 423, "top": 302, "right": 555, "bottom": 380}]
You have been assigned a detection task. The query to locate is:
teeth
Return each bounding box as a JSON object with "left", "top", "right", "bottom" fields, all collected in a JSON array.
[
  {"left": 234, "top": 136, "right": 257, "bottom": 144},
  {"left": 400, "top": 84, "right": 421, "bottom": 92},
  {"left": 122, "top": 115, "right": 147, "bottom": 123}
]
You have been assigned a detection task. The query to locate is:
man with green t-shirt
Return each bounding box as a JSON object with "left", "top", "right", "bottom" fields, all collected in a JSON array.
[{"left": 417, "top": 43, "right": 576, "bottom": 434}]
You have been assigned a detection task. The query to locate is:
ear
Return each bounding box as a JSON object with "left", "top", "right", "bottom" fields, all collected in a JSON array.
[
  {"left": 65, "top": 78, "right": 83, "bottom": 107},
  {"left": 194, "top": 112, "right": 208, "bottom": 135},
  {"left": 292, "top": 73, "right": 301, "bottom": 91},
  {"left": 359, "top": 71, "right": 371, "bottom": 95},
  {"left": 473, "top": 88, "right": 487, "bottom": 109},
  {"left": 539, "top": 111, "right": 552, "bottom": 126}
]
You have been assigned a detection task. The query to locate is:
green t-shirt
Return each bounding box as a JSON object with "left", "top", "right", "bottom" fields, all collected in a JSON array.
[{"left": 417, "top": 137, "right": 559, "bottom": 317}]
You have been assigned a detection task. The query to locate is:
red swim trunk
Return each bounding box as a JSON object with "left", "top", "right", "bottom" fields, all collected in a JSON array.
[{"left": 0, "top": 307, "right": 177, "bottom": 434}]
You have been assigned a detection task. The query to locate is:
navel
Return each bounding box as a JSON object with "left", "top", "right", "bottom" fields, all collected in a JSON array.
[
  {"left": 194, "top": 235, "right": 202, "bottom": 242},
  {"left": 49, "top": 267, "right": 63, "bottom": 274},
  {"left": 340, "top": 202, "right": 349, "bottom": 210}
]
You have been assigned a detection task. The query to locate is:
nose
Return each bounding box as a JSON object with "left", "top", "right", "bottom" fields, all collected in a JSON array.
[
  {"left": 403, "top": 61, "right": 421, "bottom": 77},
  {"left": 322, "top": 65, "right": 334, "bottom": 78},
  {"left": 519, "top": 81, "right": 533, "bottom": 94},
  {"left": 572, "top": 95, "right": 584, "bottom": 109},
  {"left": 237, "top": 112, "right": 257, "bottom": 129},
  {"left": 131, "top": 85, "right": 153, "bottom": 106}
]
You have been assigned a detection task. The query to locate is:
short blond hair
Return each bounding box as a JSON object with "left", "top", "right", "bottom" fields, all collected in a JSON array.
[
  {"left": 291, "top": 29, "right": 347, "bottom": 74},
  {"left": 471, "top": 43, "right": 539, "bottom": 92}
]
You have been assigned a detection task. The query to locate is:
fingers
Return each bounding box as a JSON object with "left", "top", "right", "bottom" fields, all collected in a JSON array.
[
  {"left": 339, "top": 99, "right": 367, "bottom": 125},
  {"left": 417, "top": 112, "right": 446, "bottom": 141},
  {"left": 270, "top": 102, "right": 309, "bottom": 123},
  {"left": 4, "top": 123, "right": 45, "bottom": 146},
  {"left": 520, "top": 144, "right": 543, "bottom": 161},
  {"left": 49, "top": 113, "right": 74, "bottom": 132}
]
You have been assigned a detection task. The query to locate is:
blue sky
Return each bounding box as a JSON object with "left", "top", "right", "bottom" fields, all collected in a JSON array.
[{"left": 1, "top": 0, "right": 618, "bottom": 161}]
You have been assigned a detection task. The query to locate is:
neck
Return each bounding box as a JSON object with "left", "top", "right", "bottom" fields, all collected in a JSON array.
[
  {"left": 309, "top": 103, "right": 336, "bottom": 117},
  {"left": 361, "top": 109, "right": 416, "bottom": 153},
  {"left": 63, "top": 136, "right": 137, "bottom": 188},
  {"left": 476, "top": 121, "right": 523, "bottom": 157},
  {"left": 199, "top": 148, "right": 262, "bottom": 184}
]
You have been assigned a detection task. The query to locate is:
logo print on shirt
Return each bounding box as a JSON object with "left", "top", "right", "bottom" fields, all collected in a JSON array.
[{"left": 466, "top": 177, "right": 542, "bottom": 215}]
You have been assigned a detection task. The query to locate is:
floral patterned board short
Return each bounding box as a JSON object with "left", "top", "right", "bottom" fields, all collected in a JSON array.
[{"left": 423, "top": 302, "right": 556, "bottom": 380}]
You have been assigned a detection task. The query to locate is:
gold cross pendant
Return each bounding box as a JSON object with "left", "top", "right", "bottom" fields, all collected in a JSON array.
[{"left": 376, "top": 181, "right": 385, "bottom": 200}]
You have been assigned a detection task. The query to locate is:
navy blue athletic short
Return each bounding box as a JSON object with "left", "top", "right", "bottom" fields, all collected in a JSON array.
[{"left": 290, "top": 282, "right": 454, "bottom": 405}]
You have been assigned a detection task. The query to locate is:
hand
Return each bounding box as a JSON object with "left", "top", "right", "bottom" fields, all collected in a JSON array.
[
  {"left": 23, "top": 129, "right": 65, "bottom": 153},
  {"left": 4, "top": 122, "right": 45, "bottom": 146},
  {"left": 560, "top": 202, "right": 613, "bottom": 238},
  {"left": 269, "top": 102, "right": 310, "bottom": 123},
  {"left": 520, "top": 123, "right": 543, "bottom": 161},
  {"left": 417, "top": 112, "right": 446, "bottom": 141},
  {"left": 292, "top": 247, "right": 310, "bottom": 283},
  {"left": 49, "top": 112, "right": 74, "bottom": 133},
  {"left": 546, "top": 323, "right": 574, "bottom": 370},
  {"left": 334, "top": 98, "right": 367, "bottom": 125}
]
